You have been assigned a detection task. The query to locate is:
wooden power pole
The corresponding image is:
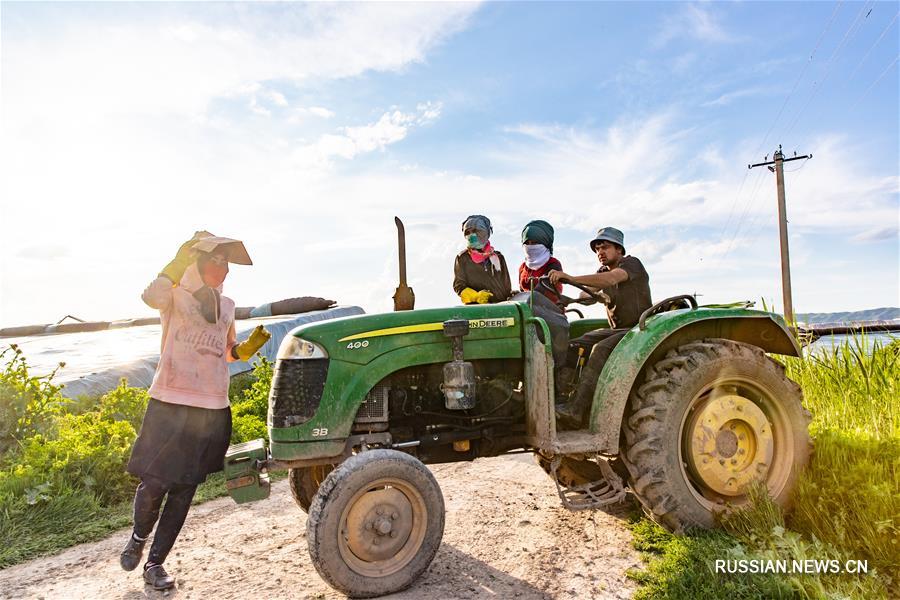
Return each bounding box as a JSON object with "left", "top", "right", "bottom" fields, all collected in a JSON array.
[{"left": 748, "top": 145, "right": 812, "bottom": 324}]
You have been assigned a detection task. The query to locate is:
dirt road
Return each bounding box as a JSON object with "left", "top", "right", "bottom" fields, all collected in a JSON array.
[{"left": 0, "top": 455, "right": 641, "bottom": 599}]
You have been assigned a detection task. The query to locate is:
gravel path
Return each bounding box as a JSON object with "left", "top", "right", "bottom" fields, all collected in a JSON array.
[{"left": 0, "top": 455, "right": 640, "bottom": 599}]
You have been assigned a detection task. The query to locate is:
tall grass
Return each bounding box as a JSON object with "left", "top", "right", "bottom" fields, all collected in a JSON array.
[
  {"left": 630, "top": 335, "right": 899, "bottom": 599},
  {"left": 783, "top": 334, "right": 898, "bottom": 437},
  {"left": 781, "top": 336, "right": 899, "bottom": 591}
]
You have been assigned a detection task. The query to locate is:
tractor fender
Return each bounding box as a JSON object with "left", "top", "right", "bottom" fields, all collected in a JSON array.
[{"left": 587, "top": 308, "right": 799, "bottom": 454}]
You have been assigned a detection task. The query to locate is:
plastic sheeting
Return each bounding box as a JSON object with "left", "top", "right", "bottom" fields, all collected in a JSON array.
[{"left": 2, "top": 306, "right": 365, "bottom": 399}]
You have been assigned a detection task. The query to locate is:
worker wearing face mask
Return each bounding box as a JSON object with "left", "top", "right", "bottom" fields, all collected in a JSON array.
[
  {"left": 453, "top": 214, "right": 512, "bottom": 304},
  {"left": 120, "top": 232, "right": 270, "bottom": 591},
  {"left": 518, "top": 220, "right": 563, "bottom": 304}
]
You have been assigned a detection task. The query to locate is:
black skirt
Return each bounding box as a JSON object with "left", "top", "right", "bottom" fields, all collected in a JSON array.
[{"left": 127, "top": 398, "right": 232, "bottom": 486}]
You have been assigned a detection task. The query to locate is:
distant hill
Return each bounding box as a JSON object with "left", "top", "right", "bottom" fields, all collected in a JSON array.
[{"left": 796, "top": 307, "right": 900, "bottom": 325}]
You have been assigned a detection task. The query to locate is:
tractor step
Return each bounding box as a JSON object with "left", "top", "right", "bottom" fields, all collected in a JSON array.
[
  {"left": 550, "top": 456, "right": 626, "bottom": 511},
  {"left": 552, "top": 430, "right": 603, "bottom": 454}
]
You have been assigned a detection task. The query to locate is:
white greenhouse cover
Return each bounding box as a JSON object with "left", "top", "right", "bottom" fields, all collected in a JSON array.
[{"left": 2, "top": 306, "right": 365, "bottom": 399}]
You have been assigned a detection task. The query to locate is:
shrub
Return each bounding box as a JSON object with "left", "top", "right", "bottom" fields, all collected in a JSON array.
[
  {"left": 0, "top": 346, "right": 68, "bottom": 455},
  {"left": 96, "top": 379, "right": 150, "bottom": 432},
  {"left": 230, "top": 356, "right": 272, "bottom": 443},
  {"left": 1, "top": 412, "right": 137, "bottom": 505}
]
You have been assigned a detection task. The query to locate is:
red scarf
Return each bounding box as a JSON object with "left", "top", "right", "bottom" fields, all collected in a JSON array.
[{"left": 469, "top": 241, "right": 494, "bottom": 264}]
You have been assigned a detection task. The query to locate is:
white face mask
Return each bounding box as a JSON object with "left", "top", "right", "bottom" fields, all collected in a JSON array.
[{"left": 523, "top": 243, "right": 551, "bottom": 269}]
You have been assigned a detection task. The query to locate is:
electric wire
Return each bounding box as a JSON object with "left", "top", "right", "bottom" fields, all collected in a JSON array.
[
  {"left": 792, "top": 9, "right": 899, "bottom": 150},
  {"left": 714, "top": 1, "right": 843, "bottom": 268},
  {"left": 847, "top": 9, "right": 899, "bottom": 82},
  {"left": 782, "top": 0, "right": 876, "bottom": 141},
  {"left": 739, "top": 157, "right": 813, "bottom": 248},
  {"left": 747, "top": 0, "right": 844, "bottom": 161},
  {"left": 718, "top": 169, "right": 768, "bottom": 266},
  {"left": 851, "top": 54, "right": 899, "bottom": 109}
]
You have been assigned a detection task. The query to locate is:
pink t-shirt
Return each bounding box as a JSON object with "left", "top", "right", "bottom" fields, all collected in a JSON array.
[{"left": 142, "top": 264, "right": 237, "bottom": 409}]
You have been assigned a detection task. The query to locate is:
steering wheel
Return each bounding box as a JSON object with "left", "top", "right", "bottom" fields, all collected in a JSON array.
[{"left": 537, "top": 275, "right": 610, "bottom": 307}]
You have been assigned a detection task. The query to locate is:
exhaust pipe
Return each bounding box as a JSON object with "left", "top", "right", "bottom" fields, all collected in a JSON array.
[{"left": 392, "top": 216, "right": 415, "bottom": 311}]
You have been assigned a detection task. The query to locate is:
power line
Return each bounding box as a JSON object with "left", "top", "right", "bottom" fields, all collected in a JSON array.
[
  {"left": 792, "top": 9, "right": 899, "bottom": 151},
  {"left": 852, "top": 54, "right": 900, "bottom": 108},
  {"left": 715, "top": 168, "right": 751, "bottom": 260},
  {"left": 847, "top": 9, "right": 899, "bottom": 82},
  {"left": 748, "top": 0, "right": 844, "bottom": 160},
  {"left": 717, "top": 168, "right": 768, "bottom": 266},
  {"left": 782, "top": 0, "right": 876, "bottom": 141},
  {"left": 714, "top": 1, "right": 843, "bottom": 268},
  {"left": 740, "top": 156, "right": 812, "bottom": 247}
]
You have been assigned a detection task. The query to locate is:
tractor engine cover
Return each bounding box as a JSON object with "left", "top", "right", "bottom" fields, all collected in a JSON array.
[{"left": 442, "top": 360, "right": 475, "bottom": 410}]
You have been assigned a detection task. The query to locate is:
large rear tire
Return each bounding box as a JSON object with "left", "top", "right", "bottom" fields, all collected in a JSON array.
[
  {"left": 288, "top": 465, "right": 335, "bottom": 513},
  {"left": 307, "top": 450, "right": 445, "bottom": 598},
  {"left": 622, "top": 339, "right": 811, "bottom": 532}
]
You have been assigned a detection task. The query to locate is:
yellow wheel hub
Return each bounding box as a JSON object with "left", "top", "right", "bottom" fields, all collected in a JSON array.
[{"left": 685, "top": 394, "right": 774, "bottom": 496}]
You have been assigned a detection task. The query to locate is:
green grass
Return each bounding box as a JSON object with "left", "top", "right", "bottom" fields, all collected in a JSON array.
[
  {"left": 0, "top": 470, "right": 290, "bottom": 568},
  {"left": 0, "top": 354, "right": 276, "bottom": 569},
  {"left": 628, "top": 336, "right": 899, "bottom": 599}
]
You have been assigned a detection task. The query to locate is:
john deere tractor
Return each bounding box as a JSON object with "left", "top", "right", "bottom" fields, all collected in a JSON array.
[{"left": 224, "top": 222, "right": 811, "bottom": 598}]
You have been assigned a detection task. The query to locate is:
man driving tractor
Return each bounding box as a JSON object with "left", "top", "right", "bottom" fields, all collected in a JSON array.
[{"left": 549, "top": 227, "right": 652, "bottom": 426}]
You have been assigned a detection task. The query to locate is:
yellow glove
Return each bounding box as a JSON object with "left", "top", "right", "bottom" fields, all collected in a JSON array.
[
  {"left": 234, "top": 325, "right": 272, "bottom": 361},
  {"left": 475, "top": 290, "right": 493, "bottom": 304},
  {"left": 160, "top": 231, "right": 213, "bottom": 284},
  {"left": 459, "top": 287, "right": 479, "bottom": 304}
]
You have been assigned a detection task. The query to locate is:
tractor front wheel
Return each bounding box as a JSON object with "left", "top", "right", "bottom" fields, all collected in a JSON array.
[
  {"left": 307, "top": 449, "right": 445, "bottom": 598},
  {"left": 622, "top": 339, "right": 811, "bottom": 532}
]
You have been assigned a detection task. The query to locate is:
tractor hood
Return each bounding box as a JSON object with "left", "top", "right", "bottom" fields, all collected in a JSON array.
[{"left": 281, "top": 302, "right": 525, "bottom": 365}]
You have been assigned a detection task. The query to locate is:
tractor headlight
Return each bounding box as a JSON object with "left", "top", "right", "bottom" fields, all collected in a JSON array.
[{"left": 277, "top": 336, "right": 328, "bottom": 360}]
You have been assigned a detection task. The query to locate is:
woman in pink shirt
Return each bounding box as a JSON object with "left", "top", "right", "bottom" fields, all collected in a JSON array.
[{"left": 119, "top": 232, "right": 269, "bottom": 590}]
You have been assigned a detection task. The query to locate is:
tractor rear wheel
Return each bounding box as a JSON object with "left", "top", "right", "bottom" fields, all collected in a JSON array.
[
  {"left": 288, "top": 465, "right": 335, "bottom": 513},
  {"left": 622, "top": 338, "right": 811, "bottom": 532},
  {"left": 307, "top": 449, "right": 444, "bottom": 598}
]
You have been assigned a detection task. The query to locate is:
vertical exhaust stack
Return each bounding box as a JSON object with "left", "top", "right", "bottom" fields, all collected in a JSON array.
[{"left": 392, "top": 216, "right": 416, "bottom": 311}]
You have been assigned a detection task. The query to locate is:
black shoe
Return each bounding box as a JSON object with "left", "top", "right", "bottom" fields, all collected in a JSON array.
[
  {"left": 119, "top": 535, "right": 146, "bottom": 572},
  {"left": 143, "top": 564, "right": 176, "bottom": 590}
]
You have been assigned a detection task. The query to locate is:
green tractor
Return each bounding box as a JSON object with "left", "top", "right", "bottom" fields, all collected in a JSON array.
[{"left": 224, "top": 228, "right": 811, "bottom": 598}]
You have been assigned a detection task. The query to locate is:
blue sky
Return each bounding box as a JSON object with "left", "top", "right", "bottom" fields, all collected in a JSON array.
[{"left": 1, "top": 1, "right": 898, "bottom": 327}]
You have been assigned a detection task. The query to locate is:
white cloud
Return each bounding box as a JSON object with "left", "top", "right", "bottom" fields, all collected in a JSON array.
[
  {"left": 309, "top": 107, "right": 335, "bottom": 119},
  {"left": 852, "top": 226, "right": 898, "bottom": 243},
  {"left": 2, "top": 3, "right": 478, "bottom": 121},
  {"left": 655, "top": 4, "right": 739, "bottom": 48},
  {"left": 0, "top": 3, "right": 896, "bottom": 326},
  {"left": 290, "top": 103, "right": 442, "bottom": 170},
  {"left": 701, "top": 85, "right": 778, "bottom": 107},
  {"left": 267, "top": 91, "right": 288, "bottom": 107}
]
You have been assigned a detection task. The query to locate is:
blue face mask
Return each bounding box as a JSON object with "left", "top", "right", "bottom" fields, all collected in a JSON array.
[{"left": 466, "top": 233, "right": 484, "bottom": 250}]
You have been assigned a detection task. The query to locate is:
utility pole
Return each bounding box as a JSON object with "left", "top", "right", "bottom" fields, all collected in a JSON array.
[{"left": 748, "top": 145, "right": 812, "bottom": 324}]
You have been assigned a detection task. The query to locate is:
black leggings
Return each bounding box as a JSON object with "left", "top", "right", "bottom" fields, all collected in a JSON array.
[{"left": 132, "top": 478, "right": 198, "bottom": 565}]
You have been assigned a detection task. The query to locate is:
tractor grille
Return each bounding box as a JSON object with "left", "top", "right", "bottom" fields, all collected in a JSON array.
[
  {"left": 355, "top": 384, "right": 389, "bottom": 423},
  {"left": 268, "top": 359, "right": 328, "bottom": 428}
]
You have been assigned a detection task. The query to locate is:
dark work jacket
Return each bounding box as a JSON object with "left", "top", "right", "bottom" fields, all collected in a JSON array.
[{"left": 453, "top": 250, "right": 512, "bottom": 303}]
